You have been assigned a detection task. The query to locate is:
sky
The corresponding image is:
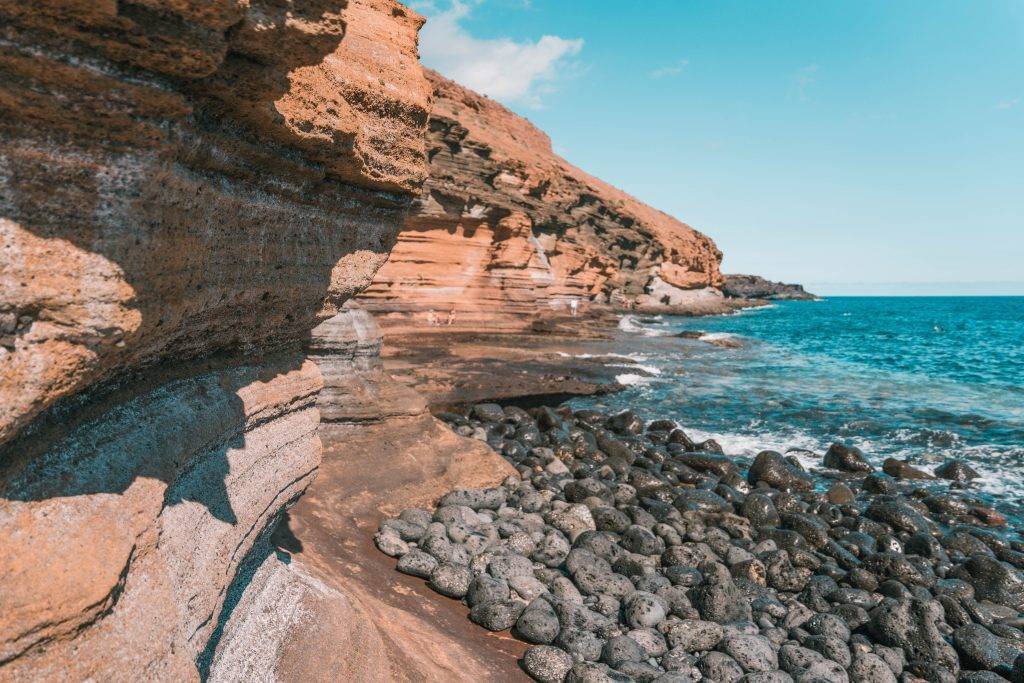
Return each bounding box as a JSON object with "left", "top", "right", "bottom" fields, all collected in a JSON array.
[{"left": 411, "top": 0, "right": 1024, "bottom": 295}]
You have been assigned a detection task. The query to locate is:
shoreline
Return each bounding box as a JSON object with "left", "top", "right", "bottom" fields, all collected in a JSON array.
[{"left": 374, "top": 398, "right": 1020, "bottom": 682}]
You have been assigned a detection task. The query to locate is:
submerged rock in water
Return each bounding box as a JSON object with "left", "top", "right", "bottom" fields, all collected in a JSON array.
[{"left": 935, "top": 459, "right": 981, "bottom": 483}]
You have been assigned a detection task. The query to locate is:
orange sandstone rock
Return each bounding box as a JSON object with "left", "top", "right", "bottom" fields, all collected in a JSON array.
[
  {"left": 0, "top": 0, "right": 430, "bottom": 678},
  {"left": 359, "top": 70, "right": 724, "bottom": 331}
]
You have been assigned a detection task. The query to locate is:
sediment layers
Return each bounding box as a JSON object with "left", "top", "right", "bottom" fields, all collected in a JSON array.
[
  {"left": 206, "top": 309, "right": 524, "bottom": 681},
  {"left": 359, "top": 70, "right": 724, "bottom": 332},
  {"left": 0, "top": 0, "right": 430, "bottom": 678}
]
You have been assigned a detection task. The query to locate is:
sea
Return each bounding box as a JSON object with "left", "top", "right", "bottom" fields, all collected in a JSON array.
[{"left": 570, "top": 297, "right": 1024, "bottom": 525}]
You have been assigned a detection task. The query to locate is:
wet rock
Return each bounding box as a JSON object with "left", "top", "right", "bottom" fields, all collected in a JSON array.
[
  {"left": 952, "top": 623, "right": 1024, "bottom": 670},
  {"left": 934, "top": 459, "right": 980, "bottom": 483},
  {"left": 748, "top": 451, "right": 814, "bottom": 491},
  {"left": 866, "top": 598, "right": 958, "bottom": 674},
  {"left": 824, "top": 443, "right": 874, "bottom": 473},
  {"left": 741, "top": 493, "right": 781, "bottom": 527},
  {"left": 827, "top": 482, "right": 856, "bottom": 505},
  {"left": 609, "top": 410, "right": 646, "bottom": 435},
  {"left": 524, "top": 645, "right": 574, "bottom": 683},
  {"left": 951, "top": 554, "right": 1024, "bottom": 610},
  {"left": 881, "top": 458, "right": 934, "bottom": 480},
  {"left": 623, "top": 525, "right": 667, "bottom": 555},
  {"left": 865, "top": 496, "right": 932, "bottom": 535},
  {"left": 862, "top": 473, "right": 898, "bottom": 495}
]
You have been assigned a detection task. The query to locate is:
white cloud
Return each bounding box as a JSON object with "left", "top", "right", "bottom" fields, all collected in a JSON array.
[
  {"left": 996, "top": 97, "right": 1020, "bottom": 110},
  {"left": 650, "top": 59, "right": 689, "bottom": 79},
  {"left": 414, "top": 1, "right": 583, "bottom": 108}
]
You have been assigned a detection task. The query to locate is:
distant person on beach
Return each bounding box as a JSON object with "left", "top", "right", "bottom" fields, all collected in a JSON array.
[{"left": 445, "top": 309, "right": 456, "bottom": 326}]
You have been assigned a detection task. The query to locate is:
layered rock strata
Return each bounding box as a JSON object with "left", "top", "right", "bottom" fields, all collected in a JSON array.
[
  {"left": 0, "top": 0, "right": 430, "bottom": 678},
  {"left": 359, "top": 70, "right": 724, "bottom": 332},
  {"left": 206, "top": 309, "right": 523, "bottom": 681}
]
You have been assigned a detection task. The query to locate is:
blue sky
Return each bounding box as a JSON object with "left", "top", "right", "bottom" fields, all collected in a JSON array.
[{"left": 412, "top": 1, "right": 1024, "bottom": 294}]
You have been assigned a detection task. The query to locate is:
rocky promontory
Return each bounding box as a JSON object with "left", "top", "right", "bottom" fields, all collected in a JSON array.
[{"left": 723, "top": 275, "right": 818, "bottom": 301}]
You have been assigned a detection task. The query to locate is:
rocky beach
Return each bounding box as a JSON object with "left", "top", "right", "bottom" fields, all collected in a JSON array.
[
  {"left": 1, "top": 1, "right": 1020, "bottom": 681},
  {"left": 377, "top": 395, "right": 1024, "bottom": 683}
]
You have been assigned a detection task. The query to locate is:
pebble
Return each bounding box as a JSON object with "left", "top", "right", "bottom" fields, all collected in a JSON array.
[
  {"left": 524, "top": 645, "right": 574, "bottom": 683},
  {"left": 371, "top": 403, "right": 1024, "bottom": 682}
]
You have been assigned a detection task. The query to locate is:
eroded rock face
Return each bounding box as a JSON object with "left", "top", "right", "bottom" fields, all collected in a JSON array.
[
  {"left": 0, "top": 0, "right": 430, "bottom": 678},
  {"left": 359, "top": 70, "right": 724, "bottom": 331}
]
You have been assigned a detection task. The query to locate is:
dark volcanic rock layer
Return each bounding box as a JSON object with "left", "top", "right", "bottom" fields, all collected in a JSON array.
[
  {"left": 359, "top": 70, "right": 726, "bottom": 332},
  {"left": 0, "top": 1, "right": 430, "bottom": 678},
  {"left": 723, "top": 274, "right": 817, "bottom": 300}
]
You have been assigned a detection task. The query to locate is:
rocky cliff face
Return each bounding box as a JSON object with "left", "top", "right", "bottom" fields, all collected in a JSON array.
[
  {"left": 358, "top": 70, "right": 724, "bottom": 331},
  {"left": 722, "top": 274, "right": 817, "bottom": 300},
  {"left": 0, "top": 1, "right": 429, "bottom": 678}
]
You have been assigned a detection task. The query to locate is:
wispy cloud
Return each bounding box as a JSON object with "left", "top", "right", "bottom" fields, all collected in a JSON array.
[
  {"left": 413, "top": 1, "right": 583, "bottom": 108},
  {"left": 649, "top": 59, "right": 689, "bottom": 79},
  {"left": 790, "top": 64, "right": 819, "bottom": 101},
  {"left": 996, "top": 97, "right": 1020, "bottom": 110}
]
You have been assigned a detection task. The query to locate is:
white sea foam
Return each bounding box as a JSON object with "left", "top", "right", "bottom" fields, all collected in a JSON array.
[
  {"left": 615, "top": 373, "right": 655, "bottom": 386},
  {"left": 617, "top": 315, "right": 672, "bottom": 336},
  {"left": 698, "top": 332, "right": 742, "bottom": 342}
]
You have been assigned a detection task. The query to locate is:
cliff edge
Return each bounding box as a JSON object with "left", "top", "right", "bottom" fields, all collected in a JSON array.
[
  {"left": 0, "top": 1, "right": 430, "bottom": 678},
  {"left": 359, "top": 70, "right": 725, "bottom": 331}
]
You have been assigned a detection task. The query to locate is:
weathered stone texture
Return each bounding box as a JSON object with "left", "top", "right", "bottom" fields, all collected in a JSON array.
[
  {"left": 359, "top": 69, "right": 724, "bottom": 330},
  {"left": 0, "top": 0, "right": 430, "bottom": 678}
]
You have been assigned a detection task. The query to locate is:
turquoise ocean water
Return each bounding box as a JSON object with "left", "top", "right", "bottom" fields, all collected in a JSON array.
[{"left": 572, "top": 297, "right": 1024, "bottom": 524}]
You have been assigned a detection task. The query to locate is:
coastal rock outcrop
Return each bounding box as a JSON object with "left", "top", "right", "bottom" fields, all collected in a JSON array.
[
  {"left": 359, "top": 70, "right": 724, "bottom": 331},
  {"left": 0, "top": 0, "right": 430, "bottom": 678},
  {"left": 722, "top": 274, "right": 817, "bottom": 300}
]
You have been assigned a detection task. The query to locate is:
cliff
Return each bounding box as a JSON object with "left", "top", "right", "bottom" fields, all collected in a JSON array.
[
  {"left": 722, "top": 274, "right": 817, "bottom": 300},
  {"left": 358, "top": 70, "right": 725, "bottom": 331},
  {"left": 0, "top": 0, "right": 430, "bottom": 678}
]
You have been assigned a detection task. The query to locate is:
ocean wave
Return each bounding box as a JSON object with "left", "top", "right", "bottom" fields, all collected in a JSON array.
[
  {"left": 699, "top": 332, "right": 743, "bottom": 342},
  {"left": 556, "top": 351, "right": 652, "bottom": 362},
  {"left": 615, "top": 373, "right": 658, "bottom": 386},
  {"left": 618, "top": 315, "right": 672, "bottom": 336},
  {"left": 609, "top": 362, "right": 662, "bottom": 376}
]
